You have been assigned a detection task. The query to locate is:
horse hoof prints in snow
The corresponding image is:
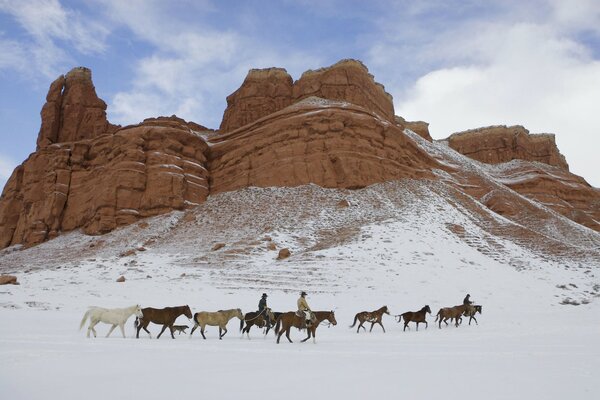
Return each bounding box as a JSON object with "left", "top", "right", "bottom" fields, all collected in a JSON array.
[
  {"left": 80, "top": 305, "right": 143, "bottom": 338},
  {"left": 190, "top": 309, "right": 244, "bottom": 339}
]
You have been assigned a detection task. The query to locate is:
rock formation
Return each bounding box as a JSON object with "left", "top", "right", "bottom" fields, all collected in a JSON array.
[
  {"left": 219, "top": 59, "right": 396, "bottom": 133},
  {"left": 37, "top": 67, "right": 118, "bottom": 149},
  {"left": 446, "top": 125, "right": 569, "bottom": 170},
  {"left": 219, "top": 68, "right": 293, "bottom": 132},
  {"left": 1, "top": 60, "right": 598, "bottom": 250}
]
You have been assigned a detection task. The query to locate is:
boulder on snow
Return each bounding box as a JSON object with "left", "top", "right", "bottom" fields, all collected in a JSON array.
[
  {"left": 0, "top": 275, "right": 18, "bottom": 285},
  {"left": 277, "top": 248, "right": 291, "bottom": 260},
  {"left": 116, "top": 276, "right": 126, "bottom": 283},
  {"left": 211, "top": 243, "right": 226, "bottom": 251}
]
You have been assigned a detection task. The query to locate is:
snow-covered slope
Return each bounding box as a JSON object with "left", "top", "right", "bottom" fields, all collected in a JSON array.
[{"left": 1, "top": 132, "right": 599, "bottom": 400}]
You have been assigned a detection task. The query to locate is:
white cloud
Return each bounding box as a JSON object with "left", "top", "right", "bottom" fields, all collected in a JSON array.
[
  {"left": 0, "top": 0, "right": 109, "bottom": 78},
  {"left": 369, "top": 1, "right": 600, "bottom": 187},
  {"left": 100, "top": 1, "right": 322, "bottom": 128}
]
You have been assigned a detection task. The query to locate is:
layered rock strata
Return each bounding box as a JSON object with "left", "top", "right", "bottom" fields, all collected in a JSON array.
[
  {"left": 219, "top": 59, "right": 396, "bottom": 133},
  {"left": 446, "top": 125, "right": 569, "bottom": 170}
]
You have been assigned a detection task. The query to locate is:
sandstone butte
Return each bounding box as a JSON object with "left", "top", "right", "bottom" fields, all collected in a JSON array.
[{"left": 0, "top": 60, "right": 598, "bottom": 249}]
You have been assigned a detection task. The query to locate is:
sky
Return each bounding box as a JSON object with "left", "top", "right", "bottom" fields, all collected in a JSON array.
[{"left": 0, "top": 0, "right": 599, "bottom": 189}]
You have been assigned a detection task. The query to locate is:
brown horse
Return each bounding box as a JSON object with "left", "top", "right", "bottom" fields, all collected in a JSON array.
[
  {"left": 275, "top": 311, "right": 317, "bottom": 344},
  {"left": 240, "top": 308, "right": 276, "bottom": 339},
  {"left": 463, "top": 304, "right": 482, "bottom": 325},
  {"left": 349, "top": 305, "right": 390, "bottom": 333},
  {"left": 301, "top": 311, "right": 337, "bottom": 343},
  {"left": 435, "top": 305, "right": 467, "bottom": 328},
  {"left": 190, "top": 308, "right": 244, "bottom": 339},
  {"left": 396, "top": 305, "right": 431, "bottom": 331},
  {"left": 135, "top": 305, "right": 193, "bottom": 339}
]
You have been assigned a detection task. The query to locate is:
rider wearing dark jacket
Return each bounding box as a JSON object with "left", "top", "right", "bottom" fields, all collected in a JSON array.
[
  {"left": 463, "top": 294, "right": 473, "bottom": 306},
  {"left": 258, "top": 293, "right": 269, "bottom": 327}
]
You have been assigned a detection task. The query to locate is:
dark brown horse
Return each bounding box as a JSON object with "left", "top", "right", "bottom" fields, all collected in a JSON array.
[
  {"left": 240, "top": 308, "right": 276, "bottom": 339},
  {"left": 135, "top": 305, "right": 193, "bottom": 339},
  {"left": 396, "top": 305, "right": 431, "bottom": 331},
  {"left": 463, "top": 304, "right": 482, "bottom": 325},
  {"left": 301, "top": 311, "right": 337, "bottom": 343},
  {"left": 349, "top": 305, "right": 390, "bottom": 333}
]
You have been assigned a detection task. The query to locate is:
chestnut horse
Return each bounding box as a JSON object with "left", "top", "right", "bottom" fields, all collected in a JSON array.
[
  {"left": 135, "top": 305, "right": 192, "bottom": 339},
  {"left": 435, "top": 305, "right": 467, "bottom": 328},
  {"left": 349, "top": 305, "right": 390, "bottom": 333},
  {"left": 396, "top": 305, "right": 431, "bottom": 331},
  {"left": 301, "top": 310, "right": 337, "bottom": 343},
  {"left": 275, "top": 311, "right": 318, "bottom": 344}
]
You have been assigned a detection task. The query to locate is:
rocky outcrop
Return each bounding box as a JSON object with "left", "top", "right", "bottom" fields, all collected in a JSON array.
[
  {"left": 486, "top": 162, "right": 600, "bottom": 231},
  {"left": 219, "top": 59, "right": 395, "bottom": 132},
  {"left": 219, "top": 68, "right": 293, "bottom": 132},
  {"left": 209, "top": 97, "right": 438, "bottom": 194},
  {"left": 292, "top": 60, "right": 395, "bottom": 121},
  {"left": 395, "top": 116, "right": 432, "bottom": 142},
  {"left": 446, "top": 125, "right": 569, "bottom": 170},
  {"left": 37, "top": 67, "right": 118, "bottom": 149},
  {"left": 0, "top": 117, "right": 209, "bottom": 248}
]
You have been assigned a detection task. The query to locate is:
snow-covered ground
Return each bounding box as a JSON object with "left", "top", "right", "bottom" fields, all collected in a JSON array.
[{"left": 1, "top": 184, "right": 599, "bottom": 399}]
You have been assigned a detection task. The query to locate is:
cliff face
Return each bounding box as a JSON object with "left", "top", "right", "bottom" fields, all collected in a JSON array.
[
  {"left": 1, "top": 115, "right": 210, "bottom": 248},
  {"left": 219, "top": 59, "right": 396, "bottom": 133},
  {"left": 446, "top": 125, "right": 569, "bottom": 170},
  {"left": 1, "top": 61, "right": 598, "bottom": 250}
]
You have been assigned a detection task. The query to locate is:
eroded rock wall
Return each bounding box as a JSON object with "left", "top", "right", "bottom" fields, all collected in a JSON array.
[{"left": 447, "top": 125, "right": 569, "bottom": 170}]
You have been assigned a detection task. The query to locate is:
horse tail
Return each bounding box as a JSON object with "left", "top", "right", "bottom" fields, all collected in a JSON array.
[
  {"left": 79, "top": 309, "right": 91, "bottom": 330},
  {"left": 240, "top": 315, "right": 245, "bottom": 332},
  {"left": 134, "top": 317, "right": 139, "bottom": 330},
  {"left": 349, "top": 314, "right": 358, "bottom": 328}
]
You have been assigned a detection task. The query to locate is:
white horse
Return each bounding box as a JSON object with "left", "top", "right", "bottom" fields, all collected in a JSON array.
[{"left": 79, "top": 304, "right": 143, "bottom": 338}]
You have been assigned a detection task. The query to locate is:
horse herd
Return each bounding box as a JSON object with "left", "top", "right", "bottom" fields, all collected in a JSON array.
[{"left": 79, "top": 302, "right": 483, "bottom": 344}]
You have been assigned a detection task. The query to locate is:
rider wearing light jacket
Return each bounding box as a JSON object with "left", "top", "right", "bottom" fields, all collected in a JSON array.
[{"left": 297, "top": 291, "right": 312, "bottom": 326}]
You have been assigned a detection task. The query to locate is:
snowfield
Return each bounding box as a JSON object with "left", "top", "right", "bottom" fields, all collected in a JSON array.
[{"left": 1, "top": 181, "right": 599, "bottom": 399}]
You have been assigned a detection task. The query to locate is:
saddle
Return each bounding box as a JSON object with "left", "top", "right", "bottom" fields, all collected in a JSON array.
[{"left": 296, "top": 310, "right": 316, "bottom": 326}]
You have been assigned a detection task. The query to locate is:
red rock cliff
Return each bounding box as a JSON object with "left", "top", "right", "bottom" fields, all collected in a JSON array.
[{"left": 446, "top": 125, "right": 569, "bottom": 170}]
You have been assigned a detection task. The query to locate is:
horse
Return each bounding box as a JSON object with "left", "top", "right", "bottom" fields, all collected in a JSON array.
[
  {"left": 435, "top": 305, "right": 467, "bottom": 328},
  {"left": 275, "top": 311, "right": 318, "bottom": 344},
  {"left": 349, "top": 305, "right": 390, "bottom": 333},
  {"left": 463, "top": 304, "right": 482, "bottom": 325},
  {"left": 240, "top": 308, "right": 276, "bottom": 339},
  {"left": 396, "top": 305, "right": 432, "bottom": 331},
  {"left": 134, "top": 305, "right": 192, "bottom": 339},
  {"left": 80, "top": 304, "right": 143, "bottom": 338},
  {"left": 190, "top": 308, "right": 244, "bottom": 339},
  {"left": 301, "top": 310, "right": 337, "bottom": 343}
]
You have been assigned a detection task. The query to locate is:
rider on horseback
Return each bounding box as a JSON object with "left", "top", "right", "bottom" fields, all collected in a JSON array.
[
  {"left": 463, "top": 293, "right": 473, "bottom": 306},
  {"left": 258, "top": 293, "right": 269, "bottom": 327},
  {"left": 297, "top": 291, "right": 314, "bottom": 328}
]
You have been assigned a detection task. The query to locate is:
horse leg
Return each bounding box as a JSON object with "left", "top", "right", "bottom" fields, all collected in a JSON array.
[
  {"left": 190, "top": 323, "right": 199, "bottom": 337},
  {"left": 106, "top": 324, "right": 117, "bottom": 338},
  {"left": 286, "top": 327, "right": 293, "bottom": 343},
  {"left": 169, "top": 325, "right": 175, "bottom": 339},
  {"left": 89, "top": 319, "right": 99, "bottom": 338},
  {"left": 143, "top": 323, "right": 152, "bottom": 339},
  {"left": 200, "top": 326, "right": 207, "bottom": 340},
  {"left": 424, "top": 321, "right": 428, "bottom": 329},
  {"left": 369, "top": 322, "right": 375, "bottom": 332},
  {"left": 416, "top": 322, "right": 419, "bottom": 331},
  {"left": 379, "top": 321, "right": 386, "bottom": 333},
  {"left": 301, "top": 327, "right": 312, "bottom": 343},
  {"left": 277, "top": 328, "right": 283, "bottom": 344},
  {"left": 221, "top": 326, "right": 228, "bottom": 339},
  {"left": 403, "top": 321, "right": 408, "bottom": 332},
  {"left": 157, "top": 324, "right": 168, "bottom": 339},
  {"left": 119, "top": 323, "right": 126, "bottom": 338}
]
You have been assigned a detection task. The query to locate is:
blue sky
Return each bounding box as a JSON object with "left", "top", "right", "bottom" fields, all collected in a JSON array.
[{"left": 1, "top": 0, "right": 599, "bottom": 189}]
